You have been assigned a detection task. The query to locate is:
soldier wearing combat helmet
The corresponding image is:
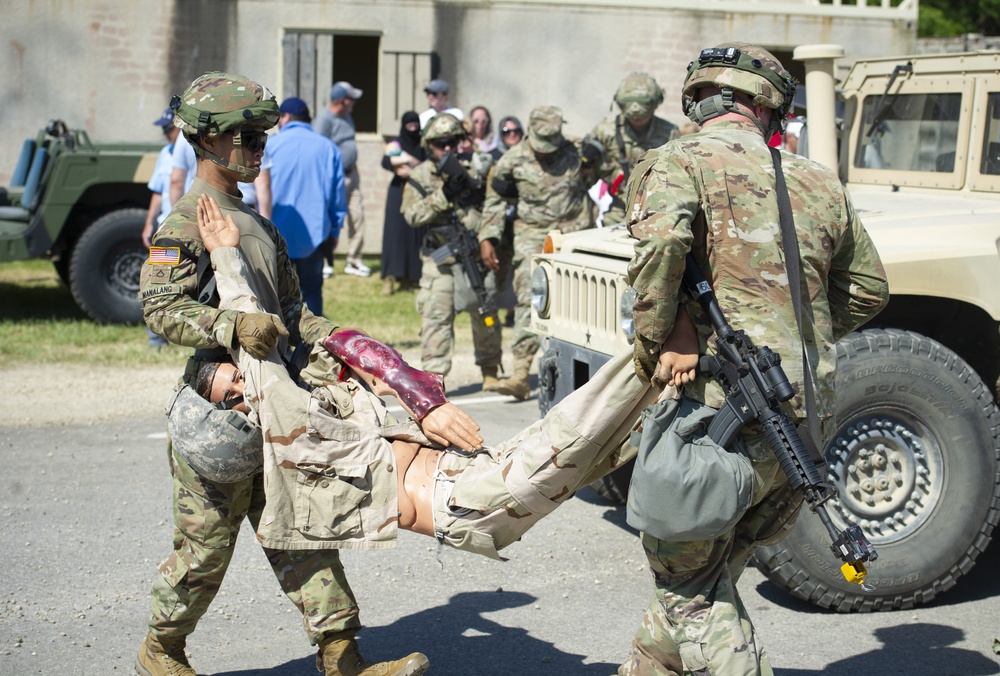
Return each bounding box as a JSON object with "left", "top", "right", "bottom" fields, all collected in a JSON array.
[
  {"left": 584, "top": 72, "right": 679, "bottom": 226},
  {"left": 401, "top": 113, "right": 504, "bottom": 391},
  {"left": 479, "top": 106, "right": 596, "bottom": 400},
  {"left": 137, "top": 72, "right": 429, "bottom": 676},
  {"left": 618, "top": 43, "right": 887, "bottom": 674}
]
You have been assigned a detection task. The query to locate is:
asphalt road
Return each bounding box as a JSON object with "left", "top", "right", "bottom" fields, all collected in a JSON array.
[{"left": 2, "top": 390, "right": 1000, "bottom": 675}]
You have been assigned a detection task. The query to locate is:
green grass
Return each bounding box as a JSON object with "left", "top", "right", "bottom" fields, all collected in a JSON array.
[{"left": 0, "top": 256, "right": 461, "bottom": 367}]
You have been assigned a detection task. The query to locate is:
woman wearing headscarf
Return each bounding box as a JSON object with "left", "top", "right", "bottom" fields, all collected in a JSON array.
[
  {"left": 380, "top": 111, "right": 426, "bottom": 294},
  {"left": 492, "top": 114, "right": 524, "bottom": 160}
]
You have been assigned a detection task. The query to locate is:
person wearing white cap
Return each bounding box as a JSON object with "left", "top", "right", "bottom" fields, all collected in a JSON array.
[
  {"left": 418, "top": 78, "right": 464, "bottom": 129},
  {"left": 314, "top": 81, "right": 371, "bottom": 277}
]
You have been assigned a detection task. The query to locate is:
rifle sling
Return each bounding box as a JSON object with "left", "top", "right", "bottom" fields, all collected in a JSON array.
[{"left": 768, "top": 146, "right": 824, "bottom": 462}]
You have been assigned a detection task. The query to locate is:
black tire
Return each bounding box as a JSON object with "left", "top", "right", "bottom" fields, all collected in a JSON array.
[
  {"left": 68, "top": 208, "right": 147, "bottom": 324},
  {"left": 753, "top": 329, "right": 1000, "bottom": 612},
  {"left": 587, "top": 457, "right": 635, "bottom": 503}
]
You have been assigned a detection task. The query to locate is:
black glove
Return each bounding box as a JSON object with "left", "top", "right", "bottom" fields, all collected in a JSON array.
[
  {"left": 491, "top": 175, "right": 518, "bottom": 199},
  {"left": 442, "top": 171, "right": 469, "bottom": 200},
  {"left": 581, "top": 139, "right": 603, "bottom": 168}
]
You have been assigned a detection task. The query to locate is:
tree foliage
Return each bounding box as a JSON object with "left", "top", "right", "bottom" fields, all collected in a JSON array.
[{"left": 919, "top": 0, "right": 1000, "bottom": 37}]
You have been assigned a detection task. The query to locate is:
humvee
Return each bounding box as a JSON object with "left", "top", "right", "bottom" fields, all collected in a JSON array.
[
  {"left": 0, "top": 120, "right": 160, "bottom": 324},
  {"left": 530, "top": 45, "right": 1000, "bottom": 612}
]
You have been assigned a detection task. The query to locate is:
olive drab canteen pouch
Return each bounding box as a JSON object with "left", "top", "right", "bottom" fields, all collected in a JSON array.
[
  {"left": 626, "top": 395, "right": 754, "bottom": 542},
  {"left": 165, "top": 384, "right": 264, "bottom": 483}
]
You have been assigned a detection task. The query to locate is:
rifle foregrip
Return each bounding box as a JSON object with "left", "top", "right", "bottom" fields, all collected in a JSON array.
[{"left": 761, "top": 413, "right": 824, "bottom": 491}]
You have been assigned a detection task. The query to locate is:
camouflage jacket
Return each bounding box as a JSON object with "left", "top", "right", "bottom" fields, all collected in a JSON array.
[
  {"left": 589, "top": 114, "right": 679, "bottom": 187},
  {"left": 625, "top": 117, "right": 889, "bottom": 425},
  {"left": 139, "top": 177, "right": 336, "bottom": 360},
  {"left": 401, "top": 156, "right": 484, "bottom": 251},
  {"left": 479, "top": 138, "right": 593, "bottom": 243}
]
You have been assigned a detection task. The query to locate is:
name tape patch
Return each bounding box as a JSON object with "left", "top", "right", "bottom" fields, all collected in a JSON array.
[{"left": 148, "top": 246, "right": 181, "bottom": 265}]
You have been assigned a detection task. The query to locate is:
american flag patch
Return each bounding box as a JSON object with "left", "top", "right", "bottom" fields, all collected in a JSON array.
[{"left": 148, "top": 246, "right": 181, "bottom": 265}]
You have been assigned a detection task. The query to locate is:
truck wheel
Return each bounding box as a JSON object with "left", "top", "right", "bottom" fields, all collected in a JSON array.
[
  {"left": 753, "top": 329, "right": 1000, "bottom": 612},
  {"left": 68, "top": 208, "right": 147, "bottom": 324},
  {"left": 587, "top": 458, "right": 635, "bottom": 503}
]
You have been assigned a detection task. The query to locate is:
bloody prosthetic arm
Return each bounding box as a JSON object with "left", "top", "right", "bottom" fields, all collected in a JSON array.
[{"left": 323, "top": 329, "right": 448, "bottom": 420}]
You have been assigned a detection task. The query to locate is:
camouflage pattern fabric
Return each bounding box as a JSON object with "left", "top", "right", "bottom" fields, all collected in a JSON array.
[
  {"left": 433, "top": 350, "right": 660, "bottom": 558},
  {"left": 621, "top": 116, "right": 888, "bottom": 673},
  {"left": 172, "top": 72, "right": 279, "bottom": 139},
  {"left": 210, "top": 247, "right": 423, "bottom": 550},
  {"left": 211, "top": 245, "right": 663, "bottom": 564},
  {"left": 480, "top": 137, "right": 594, "bottom": 360},
  {"left": 139, "top": 177, "right": 335, "bottom": 352},
  {"left": 402, "top": 157, "right": 502, "bottom": 375},
  {"left": 149, "top": 440, "right": 360, "bottom": 643},
  {"left": 589, "top": 115, "right": 679, "bottom": 226},
  {"left": 625, "top": 117, "right": 888, "bottom": 422},
  {"left": 141, "top": 178, "right": 355, "bottom": 644}
]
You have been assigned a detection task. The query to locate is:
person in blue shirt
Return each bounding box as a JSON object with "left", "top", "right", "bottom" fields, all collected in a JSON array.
[
  {"left": 256, "top": 97, "right": 346, "bottom": 316},
  {"left": 142, "top": 107, "right": 181, "bottom": 348}
]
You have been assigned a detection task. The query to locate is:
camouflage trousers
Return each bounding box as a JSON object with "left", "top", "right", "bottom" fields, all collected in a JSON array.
[
  {"left": 431, "top": 350, "right": 660, "bottom": 557},
  {"left": 510, "top": 231, "right": 548, "bottom": 362},
  {"left": 147, "top": 443, "right": 361, "bottom": 644},
  {"left": 415, "top": 255, "right": 502, "bottom": 376},
  {"left": 618, "top": 429, "right": 804, "bottom": 676}
]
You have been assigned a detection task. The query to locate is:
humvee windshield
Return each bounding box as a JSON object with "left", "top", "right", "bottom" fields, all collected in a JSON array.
[{"left": 854, "top": 92, "right": 961, "bottom": 172}]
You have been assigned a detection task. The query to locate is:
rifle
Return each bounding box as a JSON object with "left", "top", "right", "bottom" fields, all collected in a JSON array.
[
  {"left": 428, "top": 219, "right": 499, "bottom": 331},
  {"left": 429, "top": 152, "right": 499, "bottom": 330},
  {"left": 682, "top": 253, "right": 878, "bottom": 590}
]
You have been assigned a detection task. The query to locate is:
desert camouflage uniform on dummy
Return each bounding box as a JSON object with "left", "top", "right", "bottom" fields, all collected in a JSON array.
[
  {"left": 620, "top": 44, "right": 888, "bottom": 675},
  {"left": 208, "top": 244, "right": 663, "bottom": 564},
  {"left": 479, "top": 106, "right": 594, "bottom": 399},
  {"left": 401, "top": 113, "right": 503, "bottom": 388},
  {"left": 136, "top": 73, "right": 424, "bottom": 676},
  {"left": 586, "top": 72, "right": 679, "bottom": 226}
]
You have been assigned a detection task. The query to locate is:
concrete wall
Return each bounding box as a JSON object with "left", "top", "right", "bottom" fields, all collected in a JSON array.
[{"left": 1, "top": 0, "right": 916, "bottom": 255}]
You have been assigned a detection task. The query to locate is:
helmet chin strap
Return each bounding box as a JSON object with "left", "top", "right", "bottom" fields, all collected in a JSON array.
[{"left": 191, "top": 132, "right": 260, "bottom": 181}]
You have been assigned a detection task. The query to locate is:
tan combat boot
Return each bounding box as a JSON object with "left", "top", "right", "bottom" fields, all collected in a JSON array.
[
  {"left": 493, "top": 355, "right": 532, "bottom": 400},
  {"left": 481, "top": 365, "right": 501, "bottom": 392},
  {"left": 135, "top": 632, "right": 196, "bottom": 676},
  {"left": 316, "top": 637, "right": 429, "bottom": 676}
]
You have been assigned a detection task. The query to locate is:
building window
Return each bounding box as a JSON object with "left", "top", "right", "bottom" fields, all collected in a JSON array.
[
  {"left": 282, "top": 31, "right": 380, "bottom": 133},
  {"left": 282, "top": 30, "right": 437, "bottom": 135}
]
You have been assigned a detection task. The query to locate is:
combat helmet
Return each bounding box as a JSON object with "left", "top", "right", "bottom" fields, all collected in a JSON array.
[
  {"left": 614, "top": 72, "right": 665, "bottom": 121},
  {"left": 681, "top": 43, "right": 797, "bottom": 138},
  {"left": 170, "top": 72, "right": 279, "bottom": 180},
  {"left": 166, "top": 384, "right": 263, "bottom": 483},
  {"left": 421, "top": 113, "right": 467, "bottom": 150}
]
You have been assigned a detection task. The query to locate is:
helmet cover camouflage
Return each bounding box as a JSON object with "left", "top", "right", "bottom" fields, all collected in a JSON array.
[
  {"left": 527, "top": 106, "right": 565, "bottom": 154},
  {"left": 682, "top": 43, "right": 796, "bottom": 118},
  {"left": 171, "top": 72, "right": 279, "bottom": 139},
  {"left": 614, "top": 72, "right": 665, "bottom": 121},
  {"left": 421, "top": 113, "right": 467, "bottom": 149},
  {"left": 166, "top": 384, "right": 263, "bottom": 483}
]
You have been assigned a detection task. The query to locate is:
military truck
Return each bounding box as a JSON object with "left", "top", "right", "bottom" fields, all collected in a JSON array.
[
  {"left": 0, "top": 120, "right": 160, "bottom": 324},
  {"left": 530, "top": 45, "right": 1000, "bottom": 612}
]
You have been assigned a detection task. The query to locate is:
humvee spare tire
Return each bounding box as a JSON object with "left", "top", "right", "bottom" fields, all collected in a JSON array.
[
  {"left": 753, "top": 329, "right": 1000, "bottom": 612},
  {"left": 68, "top": 208, "right": 146, "bottom": 324}
]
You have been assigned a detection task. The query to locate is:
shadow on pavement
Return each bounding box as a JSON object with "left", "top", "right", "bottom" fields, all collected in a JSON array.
[
  {"left": 774, "top": 623, "right": 1000, "bottom": 675},
  {"left": 211, "top": 590, "right": 617, "bottom": 676}
]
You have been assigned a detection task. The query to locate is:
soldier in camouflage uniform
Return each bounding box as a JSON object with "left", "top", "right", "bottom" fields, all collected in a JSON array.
[
  {"left": 619, "top": 44, "right": 889, "bottom": 675},
  {"left": 479, "top": 106, "right": 595, "bottom": 399},
  {"left": 584, "top": 72, "right": 679, "bottom": 226},
  {"left": 136, "top": 73, "right": 427, "bottom": 676},
  {"left": 401, "top": 113, "right": 504, "bottom": 390}
]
